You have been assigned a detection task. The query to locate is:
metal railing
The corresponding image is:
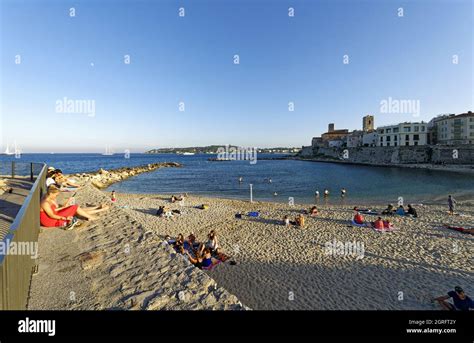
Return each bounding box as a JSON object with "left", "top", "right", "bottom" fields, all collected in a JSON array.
[{"left": 0, "top": 162, "right": 47, "bottom": 310}]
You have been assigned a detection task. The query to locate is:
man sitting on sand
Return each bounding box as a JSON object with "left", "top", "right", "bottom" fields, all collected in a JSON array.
[
  {"left": 295, "top": 214, "right": 305, "bottom": 227},
  {"left": 395, "top": 205, "right": 406, "bottom": 216},
  {"left": 433, "top": 286, "right": 474, "bottom": 311},
  {"left": 407, "top": 204, "right": 418, "bottom": 218},
  {"left": 185, "top": 247, "right": 219, "bottom": 269}
]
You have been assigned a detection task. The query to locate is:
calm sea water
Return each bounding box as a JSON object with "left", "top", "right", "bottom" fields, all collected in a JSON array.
[{"left": 1, "top": 153, "right": 473, "bottom": 205}]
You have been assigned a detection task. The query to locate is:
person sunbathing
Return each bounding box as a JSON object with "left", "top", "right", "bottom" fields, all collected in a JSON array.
[
  {"left": 373, "top": 217, "right": 384, "bottom": 229},
  {"left": 295, "top": 214, "right": 305, "bottom": 227},
  {"left": 283, "top": 215, "right": 290, "bottom": 226},
  {"left": 433, "top": 286, "right": 474, "bottom": 311},
  {"left": 53, "top": 169, "right": 80, "bottom": 189},
  {"left": 40, "top": 185, "right": 108, "bottom": 228},
  {"left": 381, "top": 204, "right": 395, "bottom": 215},
  {"left": 353, "top": 211, "right": 365, "bottom": 225},
  {"left": 310, "top": 206, "right": 318, "bottom": 217}
]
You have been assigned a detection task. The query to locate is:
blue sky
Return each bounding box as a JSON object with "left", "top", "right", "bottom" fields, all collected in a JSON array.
[{"left": 1, "top": 0, "right": 472, "bottom": 153}]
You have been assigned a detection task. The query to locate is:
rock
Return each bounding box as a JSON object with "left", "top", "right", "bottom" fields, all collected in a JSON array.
[
  {"left": 91, "top": 180, "right": 105, "bottom": 189},
  {"left": 99, "top": 168, "right": 108, "bottom": 175},
  {"left": 79, "top": 251, "right": 105, "bottom": 270},
  {"left": 177, "top": 291, "right": 186, "bottom": 302}
]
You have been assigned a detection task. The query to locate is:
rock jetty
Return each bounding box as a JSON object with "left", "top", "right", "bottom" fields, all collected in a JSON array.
[{"left": 68, "top": 162, "right": 182, "bottom": 189}]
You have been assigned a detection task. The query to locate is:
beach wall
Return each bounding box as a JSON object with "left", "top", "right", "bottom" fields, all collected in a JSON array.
[{"left": 309, "top": 145, "right": 474, "bottom": 165}]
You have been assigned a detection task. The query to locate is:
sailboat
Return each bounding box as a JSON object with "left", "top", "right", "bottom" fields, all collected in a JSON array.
[
  {"left": 3, "top": 143, "right": 15, "bottom": 155},
  {"left": 102, "top": 146, "right": 114, "bottom": 156}
]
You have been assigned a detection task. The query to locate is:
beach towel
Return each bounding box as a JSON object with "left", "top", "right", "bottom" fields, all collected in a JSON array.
[
  {"left": 444, "top": 225, "right": 474, "bottom": 235},
  {"left": 359, "top": 210, "right": 379, "bottom": 215},
  {"left": 202, "top": 260, "right": 222, "bottom": 271},
  {"left": 371, "top": 226, "right": 397, "bottom": 233},
  {"left": 216, "top": 251, "right": 231, "bottom": 262},
  {"left": 248, "top": 211, "right": 259, "bottom": 217},
  {"left": 350, "top": 219, "right": 366, "bottom": 227}
]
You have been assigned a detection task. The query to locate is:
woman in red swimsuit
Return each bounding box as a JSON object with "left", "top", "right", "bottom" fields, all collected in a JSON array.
[{"left": 40, "top": 185, "right": 108, "bottom": 227}]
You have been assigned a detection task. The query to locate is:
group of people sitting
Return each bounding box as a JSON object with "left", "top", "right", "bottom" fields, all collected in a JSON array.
[
  {"left": 352, "top": 208, "right": 393, "bottom": 229},
  {"left": 167, "top": 230, "right": 227, "bottom": 269},
  {"left": 46, "top": 167, "right": 80, "bottom": 190},
  {"left": 381, "top": 204, "right": 418, "bottom": 217},
  {"left": 40, "top": 166, "right": 109, "bottom": 230},
  {"left": 282, "top": 206, "right": 319, "bottom": 228}
]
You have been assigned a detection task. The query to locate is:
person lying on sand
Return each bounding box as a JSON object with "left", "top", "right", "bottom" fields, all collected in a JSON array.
[
  {"left": 49, "top": 169, "right": 80, "bottom": 189},
  {"left": 381, "top": 204, "right": 395, "bottom": 215},
  {"left": 170, "top": 194, "right": 185, "bottom": 203},
  {"left": 310, "top": 206, "right": 318, "bottom": 216},
  {"left": 40, "top": 185, "right": 109, "bottom": 228},
  {"left": 433, "top": 286, "right": 474, "bottom": 311}
]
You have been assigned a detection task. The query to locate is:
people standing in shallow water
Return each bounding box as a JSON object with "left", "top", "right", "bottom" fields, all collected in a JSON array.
[
  {"left": 448, "top": 195, "right": 456, "bottom": 215},
  {"left": 340, "top": 188, "right": 346, "bottom": 197},
  {"left": 238, "top": 176, "right": 243, "bottom": 183},
  {"left": 324, "top": 189, "right": 329, "bottom": 197}
]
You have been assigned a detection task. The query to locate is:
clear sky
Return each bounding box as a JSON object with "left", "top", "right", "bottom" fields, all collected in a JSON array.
[{"left": 1, "top": 0, "right": 472, "bottom": 153}]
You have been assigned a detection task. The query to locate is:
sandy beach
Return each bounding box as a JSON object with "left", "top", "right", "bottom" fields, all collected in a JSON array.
[
  {"left": 28, "top": 184, "right": 246, "bottom": 310},
  {"left": 102, "top": 190, "right": 473, "bottom": 310},
  {"left": 27, "top": 173, "right": 474, "bottom": 311}
]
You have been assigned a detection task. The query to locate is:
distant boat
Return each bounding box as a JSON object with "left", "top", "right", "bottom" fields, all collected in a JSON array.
[
  {"left": 182, "top": 152, "right": 195, "bottom": 155},
  {"left": 102, "top": 146, "right": 114, "bottom": 156},
  {"left": 3, "top": 142, "right": 17, "bottom": 155}
]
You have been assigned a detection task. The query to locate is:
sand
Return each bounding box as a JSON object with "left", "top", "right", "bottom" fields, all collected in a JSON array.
[
  {"left": 28, "top": 184, "right": 246, "bottom": 310},
  {"left": 113, "top": 192, "right": 474, "bottom": 310},
  {"left": 29, "top": 181, "right": 474, "bottom": 310}
]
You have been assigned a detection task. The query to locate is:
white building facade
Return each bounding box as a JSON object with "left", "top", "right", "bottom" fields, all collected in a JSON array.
[
  {"left": 432, "top": 112, "right": 474, "bottom": 145},
  {"left": 377, "top": 122, "right": 428, "bottom": 147}
]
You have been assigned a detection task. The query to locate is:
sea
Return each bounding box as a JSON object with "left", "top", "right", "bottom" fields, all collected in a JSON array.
[{"left": 1, "top": 153, "right": 473, "bottom": 205}]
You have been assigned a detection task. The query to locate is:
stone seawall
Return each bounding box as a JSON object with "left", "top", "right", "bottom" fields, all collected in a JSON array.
[
  {"left": 67, "top": 162, "right": 182, "bottom": 189},
  {"left": 307, "top": 145, "right": 474, "bottom": 166}
]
